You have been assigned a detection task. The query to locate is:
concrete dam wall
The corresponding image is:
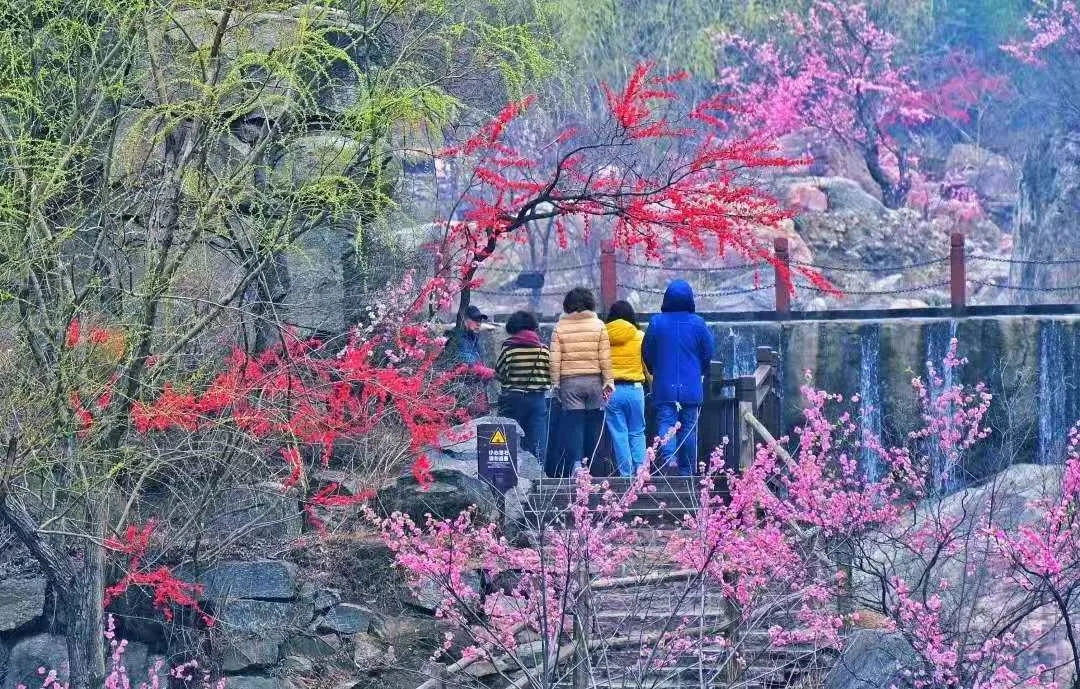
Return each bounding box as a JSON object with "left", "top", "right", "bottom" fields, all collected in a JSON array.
[{"left": 703, "top": 313, "right": 1079, "bottom": 485}]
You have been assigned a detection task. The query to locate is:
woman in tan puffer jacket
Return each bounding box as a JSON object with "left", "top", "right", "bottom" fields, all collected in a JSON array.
[{"left": 548, "top": 287, "right": 613, "bottom": 477}]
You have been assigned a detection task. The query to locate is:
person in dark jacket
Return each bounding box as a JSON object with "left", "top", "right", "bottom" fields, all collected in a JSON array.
[
  {"left": 642, "top": 280, "right": 715, "bottom": 476},
  {"left": 496, "top": 311, "right": 551, "bottom": 463},
  {"left": 441, "top": 304, "right": 491, "bottom": 416},
  {"left": 443, "top": 305, "right": 487, "bottom": 365}
]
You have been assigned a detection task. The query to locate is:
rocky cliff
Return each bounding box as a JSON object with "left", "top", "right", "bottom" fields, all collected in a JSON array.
[{"left": 1012, "top": 129, "right": 1080, "bottom": 303}]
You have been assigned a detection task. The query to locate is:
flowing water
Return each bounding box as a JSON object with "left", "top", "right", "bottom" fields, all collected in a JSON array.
[
  {"left": 925, "top": 319, "right": 959, "bottom": 492},
  {"left": 1038, "top": 321, "right": 1067, "bottom": 464},
  {"left": 859, "top": 324, "right": 883, "bottom": 483}
]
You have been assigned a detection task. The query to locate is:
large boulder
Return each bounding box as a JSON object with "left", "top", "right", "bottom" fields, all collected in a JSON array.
[
  {"left": 945, "top": 143, "right": 1018, "bottom": 207},
  {"left": 2, "top": 635, "right": 67, "bottom": 689},
  {"left": 315, "top": 603, "right": 373, "bottom": 635},
  {"left": 281, "top": 225, "right": 348, "bottom": 336},
  {"left": 211, "top": 598, "right": 299, "bottom": 672},
  {"left": 855, "top": 464, "right": 1072, "bottom": 684},
  {"left": 206, "top": 482, "right": 302, "bottom": 541},
  {"left": 272, "top": 132, "right": 361, "bottom": 189},
  {"left": 1012, "top": 130, "right": 1080, "bottom": 303},
  {"left": 219, "top": 638, "right": 282, "bottom": 673},
  {"left": 825, "top": 630, "right": 919, "bottom": 689},
  {"left": 122, "top": 642, "right": 168, "bottom": 688},
  {"left": 0, "top": 577, "right": 45, "bottom": 632},
  {"left": 198, "top": 561, "right": 298, "bottom": 601},
  {"left": 373, "top": 416, "right": 541, "bottom": 527},
  {"left": 213, "top": 599, "right": 298, "bottom": 636}
]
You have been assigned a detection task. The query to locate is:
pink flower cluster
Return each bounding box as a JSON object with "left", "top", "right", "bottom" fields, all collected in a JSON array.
[
  {"left": 17, "top": 616, "right": 225, "bottom": 689},
  {"left": 376, "top": 339, "right": 1074, "bottom": 686}
]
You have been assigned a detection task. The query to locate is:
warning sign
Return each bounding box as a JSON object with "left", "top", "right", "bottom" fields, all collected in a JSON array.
[{"left": 477, "top": 423, "right": 518, "bottom": 494}]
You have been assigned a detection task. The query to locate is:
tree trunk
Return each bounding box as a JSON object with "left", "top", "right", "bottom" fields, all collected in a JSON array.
[
  {"left": 67, "top": 521, "right": 106, "bottom": 689},
  {"left": 0, "top": 490, "right": 104, "bottom": 689}
]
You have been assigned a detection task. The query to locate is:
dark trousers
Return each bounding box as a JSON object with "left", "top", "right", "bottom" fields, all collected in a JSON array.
[
  {"left": 497, "top": 390, "right": 549, "bottom": 463},
  {"left": 547, "top": 408, "right": 603, "bottom": 477}
]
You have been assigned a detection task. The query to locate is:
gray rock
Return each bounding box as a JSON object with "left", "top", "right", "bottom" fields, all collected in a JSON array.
[
  {"left": 351, "top": 633, "right": 388, "bottom": 669},
  {"left": 206, "top": 482, "right": 302, "bottom": 540},
  {"left": 220, "top": 676, "right": 284, "bottom": 689},
  {"left": 278, "top": 655, "right": 315, "bottom": 676},
  {"left": 219, "top": 638, "right": 281, "bottom": 673},
  {"left": 373, "top": 468, "right": 495, "bottom": 524},
  {"left": 272, "top": 132, "right": 360, "bottom": 189},
  {"left": 825, "top": 630, "right": 919, "bottom": 689},
  {"left": 199, "top": 561, "right": 298, "bottom": 601},
  {"left": 1013, "top": 129, "right": 1080, "bottom": 303},
  {"left": 313, "top": 588, "right": 341, "bottom": 614},
  {"left": 403, "top": 570, "right": 482, "bottom": 613},
  {"left": 370, "top": 615, "right": 441, "bottom": 644},
  {"left": 213, "top": 599, "right": 297, "bottom": 639},
  {"left": 3, "top": 635, "right": 67, "bottom": 689},
  {"left": 0, "top": 577, "right": 46, "bottom": 631},
  {"left": 281, "top": 226, "right": 348, "bottom": 335},
  {"left": 122, "top": 642, "right": 168, "bottom": 688},
  {"left": 945, "top": 143, "right": 1018, "bottom": 205},
  {"left": 814, "top": 176, "right": 887, "bottom": 217},
  {"left": 316, "top": 604, "right": 372, "bottom": 635},
  {"left": 282, "top": 634, "right": 341, "bottom": 660}
]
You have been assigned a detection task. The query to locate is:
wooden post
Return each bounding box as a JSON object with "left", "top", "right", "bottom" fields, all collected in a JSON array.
[
  {"left": 736, "top": 375, "right": 757, "bottom": 471},
  {"left": 699, "top": 360, "right": 728, "bottom": 472},
  {"left": 774, "top": 237, "right": 791, "bottom": 317},
  {"left": 950, "top": 232, "right": 966, "bottom": 312},
  {"left": 572, "top": 566, "right": 593, "bottom": 689},
  {"left": 599, "top": 243, "right": 617, "bottom": 314}
]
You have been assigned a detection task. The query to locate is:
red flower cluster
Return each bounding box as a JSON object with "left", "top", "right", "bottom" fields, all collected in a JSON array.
[
  {"left": 131, "top": 276, "right": 474, "bottom": 501},
  {"left": 437, "top": 62, "right": 830, "bottom": 294},
  {"left": 103, "top": 521, "right": 212, "bottom": 625}
]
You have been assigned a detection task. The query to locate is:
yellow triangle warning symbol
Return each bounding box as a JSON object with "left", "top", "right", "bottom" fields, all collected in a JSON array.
[{"left": 490, "top": 429, "right": 507, "bottom": 445}]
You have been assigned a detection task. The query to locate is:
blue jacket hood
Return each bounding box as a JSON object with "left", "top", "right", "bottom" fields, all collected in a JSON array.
[{"left": 661, "top": 280, "right": 696, "bottom": 313}]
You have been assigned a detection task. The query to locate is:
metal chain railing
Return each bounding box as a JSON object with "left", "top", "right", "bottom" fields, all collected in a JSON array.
[
  {"left": 970, "top": 279, "right": 1080, "bottom": 292},
  {"left": 478, "top": 262, "right": 598, "bottom": 274},
  {"left": 616, "top": 260, "right": 760, "bottom": 273},
  {"left": 620, "top": 282, "right": 774, "bottom": 297},
  {"left": 788, "top": 256, "right": 950, "bottom": 273},
  {"left": 793, "top": 280, "right": 952, "bottom": 296},
  {"left": 968, "top": 254, "right": 1080, "bottom": 266},
  {"left": 466, "top": 235, "right": 1080, "bottom": 314}
]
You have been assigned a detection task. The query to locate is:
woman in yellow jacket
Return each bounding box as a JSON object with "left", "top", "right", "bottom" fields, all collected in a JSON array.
[
  {"left": 549, "top": 287, "right": 614, "bottom": 477},
  {"left": 605, "top": 300, "right": 648, "bottom": 476}
]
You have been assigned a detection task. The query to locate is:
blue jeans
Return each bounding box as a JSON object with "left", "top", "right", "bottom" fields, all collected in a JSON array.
[
  {"left": 606, "top": 383, "right": 647, "bottom": 476},
  {"left": 655, "top": 402, "right": 701, "bottom": 476},
  {"left": 497, "top": 391, "right": 549, "bottom": 463}
]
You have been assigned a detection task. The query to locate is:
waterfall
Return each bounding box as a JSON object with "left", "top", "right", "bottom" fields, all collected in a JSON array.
[
  {"left": 859, "top": 325, "right": 883, "bottom": 483},
  {"left": 1038, "top": 321, "right": 1067, "bottom": 464},
  {"left": 731, "top": 328, "right": 758, "bottom": 376},
  {"left": 720, "top": 327, "right": 758, "bottom": 396},
  {"left": 925, "top": 320, "right": 960, "bottom": 492}
]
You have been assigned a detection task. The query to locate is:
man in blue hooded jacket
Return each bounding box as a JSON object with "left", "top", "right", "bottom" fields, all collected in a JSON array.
[{"left": 642, "top": 280, "right": 715, "bottom": 475}]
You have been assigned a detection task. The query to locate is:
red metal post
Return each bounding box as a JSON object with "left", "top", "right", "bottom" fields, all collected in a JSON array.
[
  {"left": 774, "top": 237, "right": 791, "bottom": 317},
  {"left": 950, "top": 232, "right": 966, "bottom": 312},
  {"left": 599, "top": 243, "right": 617, "bottom": 314}
]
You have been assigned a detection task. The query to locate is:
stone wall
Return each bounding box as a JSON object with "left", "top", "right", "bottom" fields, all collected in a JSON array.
[{"left": 0, "top": 419, "right": 532, "bottom": 689}]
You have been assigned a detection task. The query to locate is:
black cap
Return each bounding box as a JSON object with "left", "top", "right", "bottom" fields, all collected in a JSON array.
[{"left": 464, "top": 305, "right": 488, "bottom": 323}]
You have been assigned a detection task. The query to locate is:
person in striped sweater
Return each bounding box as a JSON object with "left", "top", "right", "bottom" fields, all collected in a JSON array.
[{"left": 496, "top": 311, "right": 551, "bottom": 463}]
